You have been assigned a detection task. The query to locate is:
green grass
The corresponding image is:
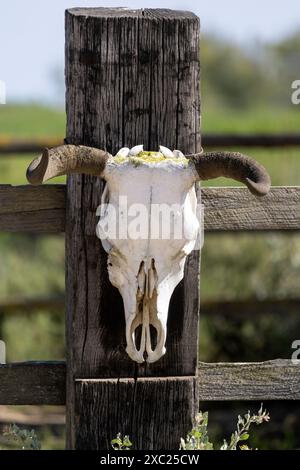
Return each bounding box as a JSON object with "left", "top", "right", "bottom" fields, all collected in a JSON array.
[
  {"left": 202, "top": 105, "right": 300, "bottom": 134},
  {"left": 0, "top": 104, "right": 299, "bottom": 186},
  {"left": 1, "top": 103, "right": 299, "bottom": 138},
  {"left": 0, "top": 104, "right": 65, "bottom": 138},
  {"left": 0, "top": 154, "right": 66, "bottom": 185}
]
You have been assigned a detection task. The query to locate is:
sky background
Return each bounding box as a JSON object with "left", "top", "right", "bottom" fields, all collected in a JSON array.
[{"left": 1, "top": 0, "right": 300, "bottom": 104}]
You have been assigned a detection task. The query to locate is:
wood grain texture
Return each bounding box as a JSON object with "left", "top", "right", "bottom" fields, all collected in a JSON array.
[
  {"left": 1, "top": 185, "right": 299, "bottom": 232},
  {"left": 198, "top": 360, "right": 300, "bottom": 401},
  {"left": 1, "top": 360, "right": 299, "bottom": 405},
  {"left": 0, "top": 362, "right": 65, "bottom": 405},
  {"left": 65, "top": 8, "right": 201, "bottom": 376},
  {"left": 75, "top": 377, "right": 198, "bottom": 450},
  {"left": 65, "top": 7, "right": 201, "bottom": 450},
  {"left": 0, "top": 185, "right": 65, "bottom": 232},
  {"left": 202, "top": 186, "right": 300, "bottom": 231}
]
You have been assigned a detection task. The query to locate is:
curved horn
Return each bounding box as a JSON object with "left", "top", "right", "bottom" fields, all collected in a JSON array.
[
  {"left": 189, "top": 151, "right": 271, "bottom": 196},
  {"left": 26, "top": 145, "right": 111, "bottom": 185}
]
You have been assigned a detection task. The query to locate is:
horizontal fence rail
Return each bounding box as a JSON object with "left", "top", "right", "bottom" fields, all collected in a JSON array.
[
  {"left": 202, "top": 134, "right": 300, "bottom": 148},
  {"left": 0, "top": 185, "right": 299, "bottom": 232},
  {"left": 200, "top": 297, "right": 300, "bottom": 318},
  {"left": 0, "top": 138, "right": 63, "bottom": 155},
  {"left": 0, "top": 360, "right": 299, "bottom": 405},
  {"left": 198, "top": 360, "right": 300, "bottom": 401},
  {"left": 1, "top": 134, "right": 300, "bottom": 154},
  {"left": 0, "top": 185, "right": 66, "bottom": 232},
  {"left": 0, "top": 296, "right": 65, "bottom": 313},
  {"left": 0, "top": 406, "right": 65, "bottom": 426},
  {"left": 1, "top": 296, "right": 299, "bottom": 318},
  {"left": 0, "top": 362, "right": 66, "bottom": 405}
]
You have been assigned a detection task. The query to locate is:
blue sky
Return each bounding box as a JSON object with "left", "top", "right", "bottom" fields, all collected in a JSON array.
[{"left": 1, "top": 0, "right": 300, "bottom": 103}]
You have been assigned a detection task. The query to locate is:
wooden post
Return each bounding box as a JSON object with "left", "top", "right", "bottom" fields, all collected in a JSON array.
[{"left": 65, "top": 7, "right": 201, "bottom": 450}]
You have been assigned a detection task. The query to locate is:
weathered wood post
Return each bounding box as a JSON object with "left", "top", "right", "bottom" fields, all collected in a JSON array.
[{"left": 65, "top": 7, "right": 201, "bottom": 450}]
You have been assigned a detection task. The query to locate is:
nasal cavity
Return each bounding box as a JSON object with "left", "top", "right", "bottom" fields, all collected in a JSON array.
[{"left": 133, "top": 324, "right": 158, "bottom": 361}]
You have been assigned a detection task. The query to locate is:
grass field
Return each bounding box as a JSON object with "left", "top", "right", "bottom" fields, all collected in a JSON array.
[{"left": 0, "top": 104, "right": 299, "bottom": 185}]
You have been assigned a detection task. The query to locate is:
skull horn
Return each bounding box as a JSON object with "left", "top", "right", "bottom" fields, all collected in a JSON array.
[
  {"left": 189, "top": 151, "right": 271, "bottom": 196},
  {"left": 26, "top": 145, "right": 111, "bottom": 185}
]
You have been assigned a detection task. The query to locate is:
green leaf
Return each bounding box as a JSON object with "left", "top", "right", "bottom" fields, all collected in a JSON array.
[{"left": 239, "top": 433, "right": 250, "bottom": 441}]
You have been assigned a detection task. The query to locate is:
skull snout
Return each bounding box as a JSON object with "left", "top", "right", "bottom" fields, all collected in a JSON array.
[{"left": 125, "top": 259, "right": 167, "bottom": 363}]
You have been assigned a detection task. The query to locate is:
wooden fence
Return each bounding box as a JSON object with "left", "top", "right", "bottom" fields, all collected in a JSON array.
[
  {"left": 1, "top": 7, "right": 300, "bottom": 449},
  {"left": 0, "top": 132, "right": 299, "bottom": 437},
  {"left": 0, "top": 182, "right": 299, "bottom": 405}
]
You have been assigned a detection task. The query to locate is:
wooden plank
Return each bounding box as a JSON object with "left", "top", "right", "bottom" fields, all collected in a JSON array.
[
  {"left": 65, "top": 7, "right": 201, "bottom": 379},
  {"left": 0, "top": 362, "right": 66, "bottom": 405},
  {"left": 0, "top": 360, "right": 299, "bottom": 405},
  {"left": 198, "top": 360, "right": 300, "bottom": 401},
  {"left": 0, "top": 406, "right": 65, "bottom": 426},
  {"left": 203, "top": 186, "right": 300, "bottom": 231},
  {"left": 0, "top": 185, "right": 299, "bottom": 232},
  {"left": 75, "top": 377, "right": 198, "bottom": 450},
  {"left": 65, "top": 7, "right": 201, "bottom": 450},
  {"left": 202, "top": 133, "right": 300, "bottom": 148},
  {"left": 0, "top": 185, "right": 65, "bottom": 232}
]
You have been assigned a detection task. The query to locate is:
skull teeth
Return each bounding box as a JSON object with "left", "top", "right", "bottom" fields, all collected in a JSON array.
[
  {"left": 116, "top": 147, "right": 130, "bottom": 157},
  {"left": 173, "top": 149, "right": 185, "bottom": 158},
  {"left": 159, "top": 145, "right": 174, "bottom": 158},
  {"left": 129, "top": 145, "right": 144, "bottom": 156}
]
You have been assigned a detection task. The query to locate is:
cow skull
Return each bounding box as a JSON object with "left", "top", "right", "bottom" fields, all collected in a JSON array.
[{"left": 27, "top": 144, "right": 271, "bottom": 363}]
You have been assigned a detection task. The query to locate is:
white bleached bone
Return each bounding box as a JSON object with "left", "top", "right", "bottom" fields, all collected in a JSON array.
[
  {"left": 96, "top": 149, "right": 200, "bottom": 363},
  {"left": 116, "top": 147, "right": 130, "bottom": 158},
  {"left": 26, "top": 141, "right": 270, "bottom": 364},
  {"left": 129, "top": 144, "right": 143, "bottom": 156},
  {"left": 159, "top": 145, "right": 174, "bottom": 158},
  {"left": 173, "top": 149, "right": 185, "bottom": 158}
]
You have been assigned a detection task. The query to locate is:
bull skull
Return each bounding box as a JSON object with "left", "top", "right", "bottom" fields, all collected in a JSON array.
[{"left": 27, "top": 144, "right": 271, "bottom": 363}]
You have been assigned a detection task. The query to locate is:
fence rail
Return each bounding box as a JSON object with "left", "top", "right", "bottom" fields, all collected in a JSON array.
[
  {"left": 0, "top": 360, "right": 299, "bottom": 405},
  {"left": 0, "top": 406, "right": 65, "bottom": 426},
  {"left": 0, "top": 183, "right": 299, "bottom": 411},
  {"left": 0, "top": 296, "right": 64, "bottom": 313},
  {"left": 0, "top": 185, "right": 299, "bottom": 232},
  {"left": 1, "top": 134, "right": 300, "bottom": 154},
  {"left": 1, "top": 296, "right": 299, "bottom": 318}
]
